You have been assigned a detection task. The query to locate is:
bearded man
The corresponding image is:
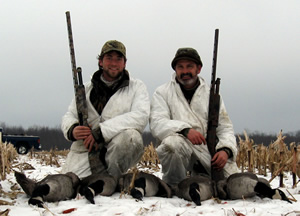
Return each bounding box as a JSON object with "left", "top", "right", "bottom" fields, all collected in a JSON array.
[
  {"left": 150, "top": 48, "right": 239, "bottom": 186},
  {"left": 62, "top": 40, "right": 150, "bottom": 180}
]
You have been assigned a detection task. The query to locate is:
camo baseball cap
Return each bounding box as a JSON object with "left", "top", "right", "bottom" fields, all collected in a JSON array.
[
  {"left": 100, "top": 40, "right": 126, "bottom": 59},
  {"left": 171, "top": 47, "right": 203, "bottom": 69}
]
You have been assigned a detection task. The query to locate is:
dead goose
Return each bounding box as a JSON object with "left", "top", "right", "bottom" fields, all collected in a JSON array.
[
  {"left": 254, "top": 181, "right": 291, "bottom": 203},
  {"left": 217, "top": 172, "right": 291, "bottom": 203},
  {"left": 175, "top": 175, "right": 216, "bottom": 206},
  {"left": 118, "top": 171, "right": 172, "bottom": 200},
  {"left": 79, "top": 174, "right": 117, "bottom": 204},
  {"left": 15, "top": 171, "right": 80, "bottom": 208}
]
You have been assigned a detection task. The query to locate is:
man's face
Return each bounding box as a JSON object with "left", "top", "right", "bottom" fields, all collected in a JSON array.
[
  {"left": 99, "top": 51, "right": 126, "bottom": 81},
  {"left": 175, "top": 59, "right": 201, "bottom": 89}
]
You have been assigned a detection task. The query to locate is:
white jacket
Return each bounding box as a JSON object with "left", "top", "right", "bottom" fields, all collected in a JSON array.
[
  {"left": 150, "top": 73, "right": 238, "bottom": 161},
  {"left": 61, "top": 77, "right": 150, "bottom": 145}
]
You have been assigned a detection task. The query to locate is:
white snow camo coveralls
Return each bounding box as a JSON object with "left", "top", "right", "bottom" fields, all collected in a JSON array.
[
  {"left": 150, "top": 73, "right": 239, "bottom": 185},
  {"left": 61, "top": 77, "right": 150, "bottom": 179}
]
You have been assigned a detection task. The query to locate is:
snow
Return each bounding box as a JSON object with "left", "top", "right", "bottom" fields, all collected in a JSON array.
[{"left": 1, "top": 155, "right": 300, "bottom": 216}]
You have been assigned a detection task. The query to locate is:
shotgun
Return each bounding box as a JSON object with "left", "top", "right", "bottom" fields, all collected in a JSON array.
[
  {"left": 206, "top": 29, "right": 224, "bottom": 182},
  {"left": 65, "top": 11, "right": 88, "bottom": 127}
]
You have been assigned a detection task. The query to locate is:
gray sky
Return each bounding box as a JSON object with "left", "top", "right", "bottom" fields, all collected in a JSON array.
[{"left": 1, "top": 0, "right": 299, "bottom": 134}]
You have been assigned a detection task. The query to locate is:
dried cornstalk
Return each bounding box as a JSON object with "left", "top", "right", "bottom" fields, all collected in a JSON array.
[
  {"left": 297, "top": 146, "right": 300, "bottom": 179},
  {"left": 0, "top": 199, "right": 14, "bottom": 205},
  {"left": 0, "top": 141, "right": 18, "bottom": 180},
  {"left": 244, "top": 131, "right": 254, "bottom": 173},
  {"left": 0, "top": 209, "right": 10, "bottom": 216},
  {"left": 129, "top": 167, "right": 139, "bottom": 193},
  {"left": 138, "top": 142, "right": 160, "bottom": 172},
  {"left": 256, "top": 144, "right": 267, "bottom": 175},
  {"left": 237, "top": 131, "right": 255, "bottom": 173},
  {"left": 270, "top": 131, "right": 288, "bottom": 187},
  {"left": 237, "top": 135, "right": 247, "bottom": 172},
  {"left": 261, "top": 145, "right": 267, "bottom": 176},
  {"left": 236, "top": 130, "right": 299, "bottom": 187}
]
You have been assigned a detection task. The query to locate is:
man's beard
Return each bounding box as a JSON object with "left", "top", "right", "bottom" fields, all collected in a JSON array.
[
  {"left": 177, "top": 73, "right": 198, "bottom": 88},
  {"left": 102, "top": 68, "right": 123, "bottom": 80}
]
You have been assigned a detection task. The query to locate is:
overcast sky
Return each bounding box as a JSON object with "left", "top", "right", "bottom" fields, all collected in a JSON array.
[{"left": 1, "top": 0, "right": 299, "bottom": 134}]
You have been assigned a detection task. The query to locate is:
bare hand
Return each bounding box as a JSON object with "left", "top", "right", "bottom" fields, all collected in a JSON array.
[
  {"left": 72, "top": 126, "right": 91, "bottom": 140},
  {"left": 72, "top": 126, "right": 98, "bottom": 152},
  {"left": 211, "top": 151, "right": 228, "bottom": 171},
  {"left": 83, "top": 134, "right": 99, "bottom": 152},
  {"left": 186, "top": 128, "right": 206, "bottom": 145}
]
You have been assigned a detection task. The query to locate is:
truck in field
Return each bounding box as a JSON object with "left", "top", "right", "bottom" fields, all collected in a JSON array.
[{"left": 0, "top": 127, "right": 41, "bottom": 154}]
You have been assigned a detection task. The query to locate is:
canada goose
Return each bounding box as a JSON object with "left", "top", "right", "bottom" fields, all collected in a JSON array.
[
  {"left": 79, "top": 174, "right": 117, "bottom": 204},
  {"left": 175, "top": 175, "right": 216, "bottom": 206},
  {"left": 254, "top": 181, "right": 291, "bottom": 203},
  {"left": 217, "top": 172, "right": 291, "bottom": 203},
  {"left": 118, "top": 171, "right": 172, "bottom": 200},
  {"left": 15, "top": 171, "right": 80, "bottom": 208}
]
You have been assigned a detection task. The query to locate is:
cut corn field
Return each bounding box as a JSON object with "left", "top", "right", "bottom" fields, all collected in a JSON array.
[
  {"left": 237, "top": 130, "right": 300, "bottom": 187},
  {"left": 1, "top": 131, "right": 299, "bottom": 191}
]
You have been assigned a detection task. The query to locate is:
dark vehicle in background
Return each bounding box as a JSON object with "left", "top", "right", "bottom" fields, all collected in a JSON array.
[{"left": 0, "top": 127, "right": 41, "bottom": 154}]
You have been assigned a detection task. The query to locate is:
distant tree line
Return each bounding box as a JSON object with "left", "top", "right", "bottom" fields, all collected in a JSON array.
[
  {"left": 236, "top": 130, "right": 300, "bottom": 147},
  {"left": 1, "top": 122, "right": 299, "bottom": 151},
  {"left": 0, "top": 122, "right": 156, "bottom": 151},
  {"left": 1, "top": 122, "right": 71, "bottom": 150}
]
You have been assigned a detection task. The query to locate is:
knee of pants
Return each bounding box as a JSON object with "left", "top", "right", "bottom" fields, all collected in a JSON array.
[
  {"left": 157, "top": 135, "right": 191, "bottom": 156},
  {"left": 107, "top": 129, "right": 144, "bottom": 156},
  {"left": 106, "top": 129, "right": 144, "bottom": 177},
  {"left": 122, "top": 129, "right": 143, "bottom": 144}
]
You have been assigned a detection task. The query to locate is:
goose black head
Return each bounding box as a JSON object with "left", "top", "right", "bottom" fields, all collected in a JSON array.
[
  {"left": 28, "top": 196, "right": 44, "bottom": 208},
  {"left": 189, "top": 182, "right": 201, "bottom": 206},
  {"left": 130, "top": 177, "right": 146, "bottom": 200},
  {"left": 273, "top": 189, "right": 292, "bottom": 204},
  {"left": 79, "top": 180, "right": 105, "bottom": 204},
  {"left": 130, "top": 188, "right": 144, "bottom": 200},
  {"left": 254, "top": 182, "right": 292, "bottom": 203},
  {"left": 28, "top": 184, "right": 51, "bottom": 208},
  {"left": 79, "top": 186, "right": 96, "bottom": 204}
]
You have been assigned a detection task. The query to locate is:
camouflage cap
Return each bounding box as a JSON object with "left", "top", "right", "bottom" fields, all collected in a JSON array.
[
  {"left": 100, "top": 40, "right": 126, "bottom": 59},
  {"left": 171, "top": 47, "right": 203, "bottom": 70}
]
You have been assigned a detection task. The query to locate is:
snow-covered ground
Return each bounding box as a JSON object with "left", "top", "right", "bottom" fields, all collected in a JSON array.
[{"left": 1, "top": 154, "right": 300, "bottom": 216}]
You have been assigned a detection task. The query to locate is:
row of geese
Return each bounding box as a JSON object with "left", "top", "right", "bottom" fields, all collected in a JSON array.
[{"left": 14, "top": 170, "right": 292, "bottom": 208}]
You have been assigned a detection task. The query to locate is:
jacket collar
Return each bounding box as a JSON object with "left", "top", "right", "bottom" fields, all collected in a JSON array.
[{"left": 92, "top": 69, "right": 130, "bottom": 90}]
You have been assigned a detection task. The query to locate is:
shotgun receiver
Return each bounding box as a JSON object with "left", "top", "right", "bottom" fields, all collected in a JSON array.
[
  {"left": 65, "top": 11, "right": 88, "bottom": 126},
  {"left": 206, "top": 29, "right": 224, "bottom": 182}
]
